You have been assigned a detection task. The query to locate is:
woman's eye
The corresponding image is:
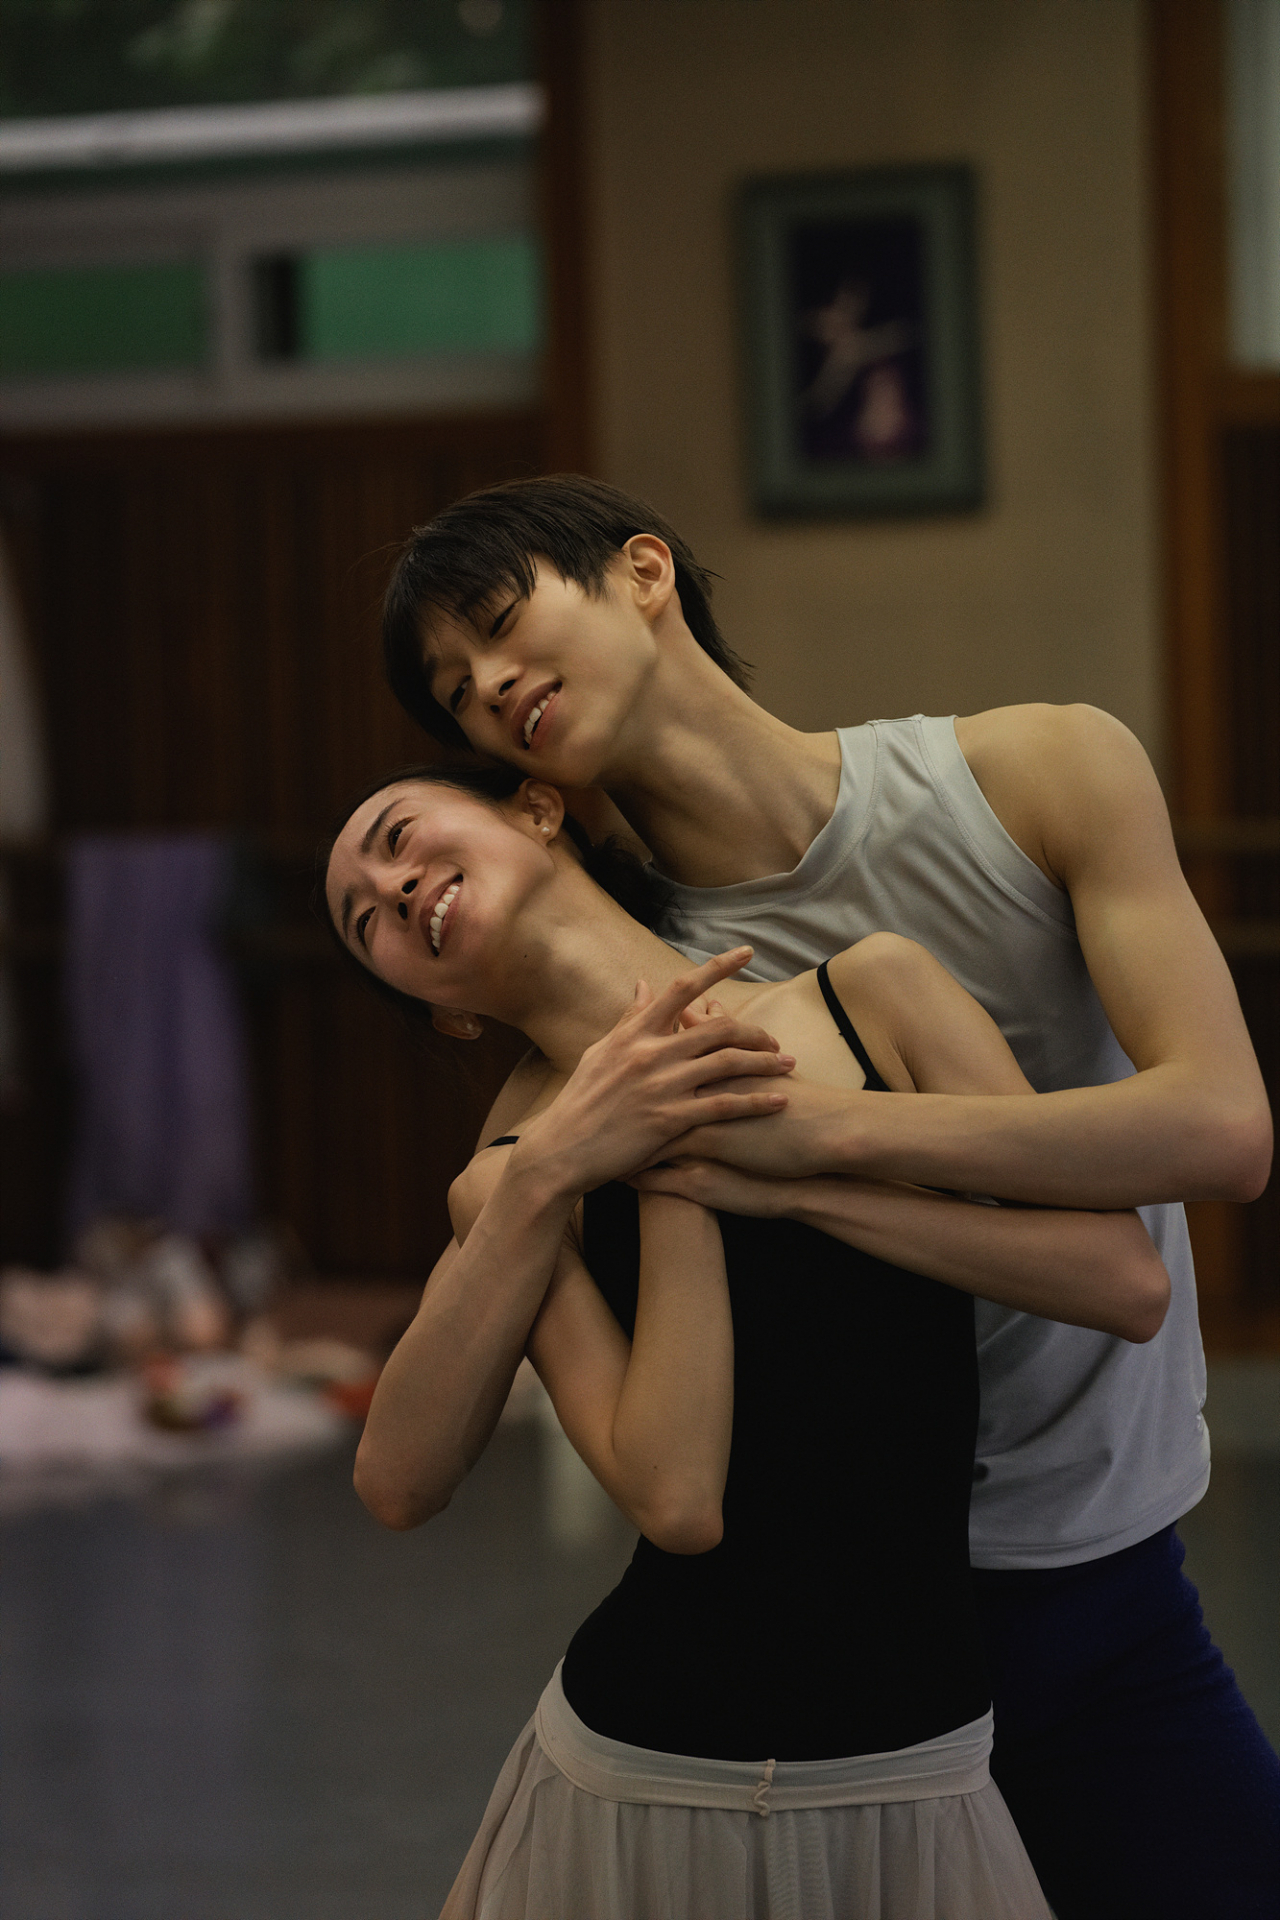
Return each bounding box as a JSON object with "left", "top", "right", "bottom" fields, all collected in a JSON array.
[
  {"left": 387, "top": 819, "right": 406, "bottom": 852},
  {"left": 355, "top": 908, "right": 374, "bottom": 950},
  {"left": 448, "top": 679, "right": 468, "bottom": 715}
]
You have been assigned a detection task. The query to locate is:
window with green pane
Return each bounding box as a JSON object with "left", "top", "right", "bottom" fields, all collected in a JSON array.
[
  {"left": 0, "top": 261, "right": 206, "bottom": 377},
  {"left": 295, "top": 233, "right": 542, "bottom": 361}
]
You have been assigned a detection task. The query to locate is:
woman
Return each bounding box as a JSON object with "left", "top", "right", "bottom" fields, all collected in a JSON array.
[{"left": 325, "top": 762, "right": 1169, "bottom": 1920}]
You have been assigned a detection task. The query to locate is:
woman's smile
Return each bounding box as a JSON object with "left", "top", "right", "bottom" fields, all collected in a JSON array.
[{"left": 428, "top": 878, "right": 463, "bottom": 955}]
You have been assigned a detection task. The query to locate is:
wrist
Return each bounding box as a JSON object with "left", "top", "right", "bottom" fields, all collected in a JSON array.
[{"left": 504, "top": 1124, "right": 593, "bottom": 1213}]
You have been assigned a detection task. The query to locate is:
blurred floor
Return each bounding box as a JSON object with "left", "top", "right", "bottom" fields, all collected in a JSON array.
[{"left": 1, "top": 1393, "right": 1277, "bottom": 1920}]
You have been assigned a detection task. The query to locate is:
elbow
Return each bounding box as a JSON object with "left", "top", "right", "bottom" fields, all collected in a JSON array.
[
  {"left": 1195, "top": 1098, "right": 1273, "bottom": 1203},
  {"left": 353, "top": 1441, "right": 450, "bottom": 1532},
  {"left": 1113, "top": 1252, "right": 1172, "bottom": 1345},
  {"left": 642, "top": 1500, "right": 724, "bottom": 1556},
  {"left": 1218, "top": 1106, "right": 1273, "bottom": 1203}
]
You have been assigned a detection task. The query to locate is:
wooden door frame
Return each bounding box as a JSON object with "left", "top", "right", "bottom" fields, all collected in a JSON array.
[{"left": 1149, "top": 0, "right": 1280, "bottom": 1346}]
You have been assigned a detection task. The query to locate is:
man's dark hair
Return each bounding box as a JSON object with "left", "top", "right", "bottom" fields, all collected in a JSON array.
[{"left": 383, "top": 473, "right": 752, "bottom": 749}]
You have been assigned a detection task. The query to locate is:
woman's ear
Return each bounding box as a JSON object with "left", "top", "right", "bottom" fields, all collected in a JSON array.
[
  {"left": 517, "top": 779, "right": 566, "bottom": 842},
  {"left": 431, "top": 1008, "right": 484, "bottom": 1040}
]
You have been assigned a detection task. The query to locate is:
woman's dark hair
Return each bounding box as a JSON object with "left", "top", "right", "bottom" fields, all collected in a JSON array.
[
  {"left": 382, "top": 473, "right": 752, "bottom": 750},
  {"left": 319, "top": 761, "right": 674, "bottom": 1036}
]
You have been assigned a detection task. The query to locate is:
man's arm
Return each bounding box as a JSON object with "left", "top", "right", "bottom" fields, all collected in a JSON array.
[
  {"left": 637, "top": 932, "right": 1171, "bottom": 1340},
  {"left": 669, "top": 708, "right": 1272, "bottom": 1209}
]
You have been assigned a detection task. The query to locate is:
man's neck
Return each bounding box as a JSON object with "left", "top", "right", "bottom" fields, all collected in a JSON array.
[{"left": 605, "top": 638, "right": 843, "bottom": 888}]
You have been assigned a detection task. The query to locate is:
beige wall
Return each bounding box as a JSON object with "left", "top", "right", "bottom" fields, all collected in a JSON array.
[{"left": 583, "top": 0, "right": 1164, "bottom": 765}]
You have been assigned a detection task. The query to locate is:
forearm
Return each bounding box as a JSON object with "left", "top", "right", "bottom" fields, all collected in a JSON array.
[
  {"left": 355, "top": 1160, "right": 576, "bottom": 1528},
  {"left": 610, "top": 1195, "right": 732, "bottom": 1552},
  {"left": 787, "top": 1177, "right": 1169, "bottom": 1340},
  {"left": 826, "top": 1064, "right": 1268, "bottom": 1208}
]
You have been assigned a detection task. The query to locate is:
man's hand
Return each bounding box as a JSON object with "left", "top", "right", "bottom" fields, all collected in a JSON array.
[
  {"left": 650, "top": 1073, "right": 863, "bottom": 1181},
  {"left": 514, "top": 948, "right": 795, "bottom": 1198},
  {"left": 631, "top": 1156, "right": 797, "bottom": 1216}
]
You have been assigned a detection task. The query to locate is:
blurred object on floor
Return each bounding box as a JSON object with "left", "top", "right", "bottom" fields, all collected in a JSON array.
[
  {"left": 269, "top": 1279, "right": 423, "bottom": 1350},
  {"left": 65, "top": 834, "right": 253, "bottom": 1243},
  {"left": 0, "top": 1266, "right": 104, "bottom": 1370},
  {"left": 0, "top": 1355, "right": 345, "bottom": 1519}
]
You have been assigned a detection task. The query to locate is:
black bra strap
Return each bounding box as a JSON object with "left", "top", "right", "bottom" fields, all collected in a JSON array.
[
  {"left": 483, "top": 1134, "right": 521, "bottom": 1149},
  {"left": 816, "top": 960, "right": 889, "bottom": 1092}
]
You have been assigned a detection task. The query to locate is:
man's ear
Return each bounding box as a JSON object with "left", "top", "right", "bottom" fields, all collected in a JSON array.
[
  {"left": 619, "top": 534, "right": 676, "bottom": 624},
  {"left": 517, "top": 779, "right": 566, "bottom": 841},
  {"left": 431, "top": 1008, "right": 484, "bottom": 1040}
]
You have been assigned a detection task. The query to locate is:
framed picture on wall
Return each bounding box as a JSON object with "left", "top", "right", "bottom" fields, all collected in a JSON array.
[{"left": 739, "top": 164, "right": 984, "bottom": 517}]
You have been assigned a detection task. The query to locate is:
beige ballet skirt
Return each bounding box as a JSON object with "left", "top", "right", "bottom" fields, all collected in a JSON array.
[{"left": 440, "top": 1664, "right": 1051, "bottom": 1920}]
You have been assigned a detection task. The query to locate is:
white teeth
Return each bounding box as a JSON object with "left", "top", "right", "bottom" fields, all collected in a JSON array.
[
  {"left": 523, "top": 694, "right": 552, "bottom": 746},
  {"left": 429, "top": 882, "right": 461, "bottom": 955}
]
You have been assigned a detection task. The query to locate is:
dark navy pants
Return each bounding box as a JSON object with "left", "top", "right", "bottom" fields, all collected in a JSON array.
[{"left": 973, "top": 1525, "right": 1280, "bottom": 1919}]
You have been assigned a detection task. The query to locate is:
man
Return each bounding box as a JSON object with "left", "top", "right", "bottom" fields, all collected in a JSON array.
[{"left": 377, "top": 474, "right": 1276, "bottom": 1917}]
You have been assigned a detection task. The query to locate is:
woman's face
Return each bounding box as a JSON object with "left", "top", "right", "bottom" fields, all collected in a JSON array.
[
  {"left": 326, "top": 779, "right": 559, "bottom": 1017},
  {"left": 421, "top": 553, "right": 662, "bottom": 788}
]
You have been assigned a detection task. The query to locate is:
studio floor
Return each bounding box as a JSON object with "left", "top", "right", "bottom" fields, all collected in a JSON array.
[{"left": 2, "top": 1385, "right": 1277, "bottom": 1920}]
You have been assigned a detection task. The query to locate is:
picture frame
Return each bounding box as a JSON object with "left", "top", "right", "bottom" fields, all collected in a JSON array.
[{"left": 738, "top": 164, "right": 984, "bottom": 518}]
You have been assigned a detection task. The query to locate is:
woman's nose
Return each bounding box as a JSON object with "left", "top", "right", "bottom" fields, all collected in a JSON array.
[
  {"left": 480, "top": 667, "right": 517, "bottom": 714},
  {"left": 376, "top": 867, "right": 419, "bottom": 916}
]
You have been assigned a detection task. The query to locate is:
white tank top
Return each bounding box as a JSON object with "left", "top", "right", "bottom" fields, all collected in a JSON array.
[{"left": 657, "top": 713, "right": 1210, "bottom": 1570}]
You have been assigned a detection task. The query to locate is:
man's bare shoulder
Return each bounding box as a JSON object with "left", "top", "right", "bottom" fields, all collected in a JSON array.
[{"left": 953, "top": 704, "right": 1158, "bottom": 886}]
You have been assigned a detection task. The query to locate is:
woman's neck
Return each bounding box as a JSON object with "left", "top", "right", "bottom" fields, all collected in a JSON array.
[{"left": 496, "top": 877, "right": 701, "bottom": 1076}]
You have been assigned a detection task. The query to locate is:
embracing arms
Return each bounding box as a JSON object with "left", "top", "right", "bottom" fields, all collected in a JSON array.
[
  {"left": 353, "top": 954, "right": 772, "bottom": 1530},
  {"left": 662, "top": 708, "right": 1272, "bottom": 1209},
  {"left": 637, "top": 932, "right": 1172, "bottom": 1343},
  {"left": 360, "top": 1147, "right": 733, "bottom": 1549}
]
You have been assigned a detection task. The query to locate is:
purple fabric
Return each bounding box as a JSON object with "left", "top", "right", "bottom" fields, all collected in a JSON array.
[{"left": 64, "top": 836, "right": 253, "bottom": 1241}]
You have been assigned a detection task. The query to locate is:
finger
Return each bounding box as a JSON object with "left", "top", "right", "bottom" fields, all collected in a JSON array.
[
  {"left": 628, "top": 1167, "right": 699, "bottom": 1197},
  {"left": 644, "top": 949, "right": 754, "bottom": 1029},
  {"left": 677, "top": 1016, "right": 783, "bottom": 1058},
  {"left": 679, "top": 1050, "right": 795, "bottom": 1088},
  {"left": 681, "top": 1088, "right": 788, "bottom": 1125}
]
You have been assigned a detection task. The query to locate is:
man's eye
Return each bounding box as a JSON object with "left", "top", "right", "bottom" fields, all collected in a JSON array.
[{"left": 355, "top": 908, "right": 374, "bottom": 950}]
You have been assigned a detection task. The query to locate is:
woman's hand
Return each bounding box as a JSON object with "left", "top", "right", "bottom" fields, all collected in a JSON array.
[{"left": 513, "top": 948, "right": 794, "bottom": 1200}]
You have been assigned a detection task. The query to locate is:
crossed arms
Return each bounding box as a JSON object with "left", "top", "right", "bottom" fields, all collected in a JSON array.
[{"left": 355, "top": 944, "right": 1171, "bottom": 1534}]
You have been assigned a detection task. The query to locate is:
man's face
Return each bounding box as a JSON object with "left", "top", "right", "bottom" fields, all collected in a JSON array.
[{"left": 422, "top": 557, "right": 659, "bottom": 788}]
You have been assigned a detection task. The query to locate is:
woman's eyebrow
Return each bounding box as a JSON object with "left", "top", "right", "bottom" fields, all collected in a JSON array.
[{"left": 338, "top": 800, "right": 397, "bottom": 940}]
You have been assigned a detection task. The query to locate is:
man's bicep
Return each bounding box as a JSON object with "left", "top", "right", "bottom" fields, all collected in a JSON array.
[{"left": 1042, "top": 719, "right": 1257, "bottom": 1075}]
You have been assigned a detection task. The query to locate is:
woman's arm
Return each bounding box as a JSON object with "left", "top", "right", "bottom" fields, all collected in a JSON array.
[
  {"left": 353, "top": 951, "right": 784, "bottom": 1530},
  {"left": 526, "top": 1191, "right": 732, "bottom": 1553},
  {"left": 635, "top": 934, "right": 1171, "bottom": 1343}
]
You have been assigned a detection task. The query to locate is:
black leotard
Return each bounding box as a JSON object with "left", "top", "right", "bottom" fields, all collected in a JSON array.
[{"left": 491, "top": 964, "right": 987, "bottom": 1762}]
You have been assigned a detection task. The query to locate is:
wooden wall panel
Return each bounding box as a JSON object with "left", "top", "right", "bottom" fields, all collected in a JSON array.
[
  {"left": 1150, "top": 0, "right": 1280, "bottom": 1347},
  {"left": 0, "top": 413, "right": 542, "bottom": 1277}
]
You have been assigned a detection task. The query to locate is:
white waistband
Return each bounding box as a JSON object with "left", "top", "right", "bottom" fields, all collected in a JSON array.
[{"left": 535, "top": 1665, "right": 993, "bottom": 1815}]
